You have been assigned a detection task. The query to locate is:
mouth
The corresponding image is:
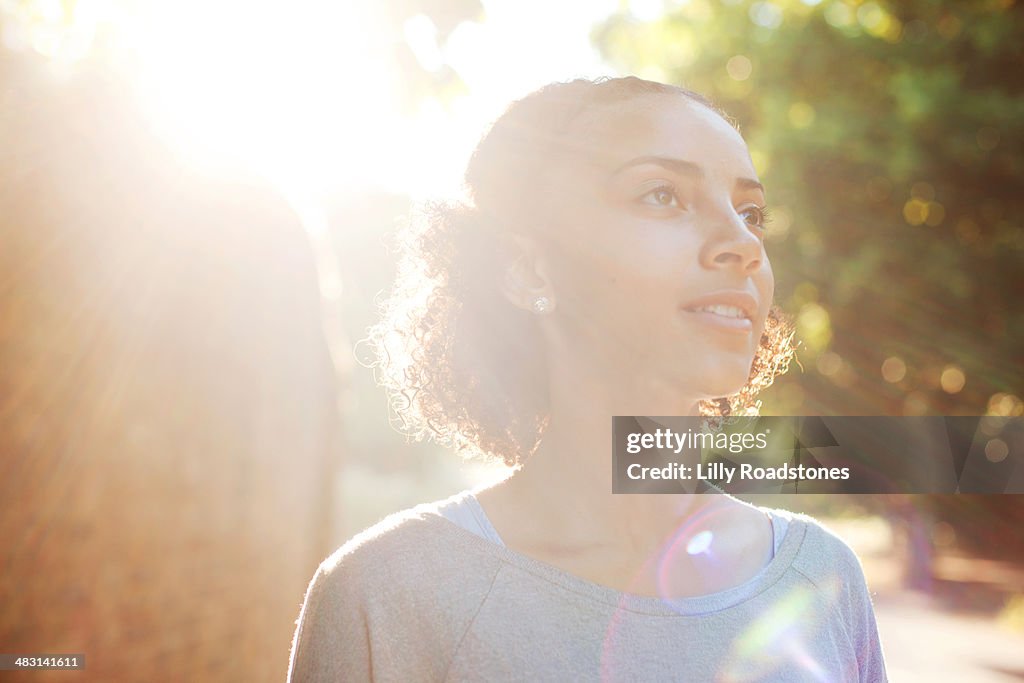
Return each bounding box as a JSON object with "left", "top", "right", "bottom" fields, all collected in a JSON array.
[{"left": 680, "top": 291, "right": 758, "bottom": 333}]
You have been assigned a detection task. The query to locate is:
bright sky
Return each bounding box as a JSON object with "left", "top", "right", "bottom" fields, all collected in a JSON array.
[
  {"left": 2, "top": 0, "right": 623, "bottom": 202},
  {"left": 142, "top": 0, "right": 627, "bottom": 202},
  {"left": 399, "top": 0, "right": 620, "bottom": 200}
]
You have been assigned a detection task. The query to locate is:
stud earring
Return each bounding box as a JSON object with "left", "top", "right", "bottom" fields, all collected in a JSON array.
[{"left": 531, "top": 296, "right": 554, "bottom": 314}]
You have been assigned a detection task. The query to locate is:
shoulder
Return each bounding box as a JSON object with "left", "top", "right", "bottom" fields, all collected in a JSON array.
[
  {"left": 749, "top": 505, "right": 867, "bottom": 584},
  {"left": 767, "top": 509, "right": 875, "bottom": 606},
  {"left": 319, "top": 503, "right": 439, "bottom": 576},
  {"left": 311, "top": 496, "right": 503, "bottom": 612},
  {"left": 762, "top": 509, "right": 888, "bottom": 679},
  {"left": 792, "top": 513, "right": 867, "bottom": 576},
  {"left": 289, "top": 498, "right": 501, "bottom": 681}
]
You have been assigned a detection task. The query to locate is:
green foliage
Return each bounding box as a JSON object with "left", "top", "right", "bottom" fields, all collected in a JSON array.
[{"left": 595, "top": 0, "right": 1024, "bottom": 417}]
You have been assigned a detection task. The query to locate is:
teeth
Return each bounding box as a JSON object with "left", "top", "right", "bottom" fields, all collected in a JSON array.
[{"left": 694, "top": 304, "right": 747, "bottom": 319}]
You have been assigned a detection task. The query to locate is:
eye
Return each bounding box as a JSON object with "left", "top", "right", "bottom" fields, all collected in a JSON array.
[
  {"left": 638, "top": 184, "right": 681, "bottom": 208},
  {"left": 739, "top": 205, "right": 771, "bottom": 231}
]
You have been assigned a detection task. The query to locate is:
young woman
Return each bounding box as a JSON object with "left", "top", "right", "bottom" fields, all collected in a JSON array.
[{"left": 288, "top": 76, "right": 888, "bottom": 682}]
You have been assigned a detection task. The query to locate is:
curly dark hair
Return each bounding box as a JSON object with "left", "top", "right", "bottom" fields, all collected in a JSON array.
[{"left": 367, "top": 76, "right": 797, "bottom": 467}]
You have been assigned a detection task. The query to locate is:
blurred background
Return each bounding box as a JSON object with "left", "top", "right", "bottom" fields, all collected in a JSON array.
[{"left": 0, "top": 0, "right": 1021, "bottom": 680}]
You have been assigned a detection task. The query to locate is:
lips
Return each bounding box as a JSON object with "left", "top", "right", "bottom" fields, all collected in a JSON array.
[
  {"left": 679, "top": 288, "right": 761, "bottom": 333},
  {"left": 681, "top": 291, "right": 758, "bottom": 320}
]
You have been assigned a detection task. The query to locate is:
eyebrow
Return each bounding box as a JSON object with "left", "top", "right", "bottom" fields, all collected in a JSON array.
[{"left": 609, "top": 155, "right": 765, "bottom": 195}]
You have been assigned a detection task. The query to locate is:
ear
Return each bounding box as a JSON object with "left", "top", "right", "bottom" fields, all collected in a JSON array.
[{"left": 498, "top": 232, "right": 554, "bottom": 312}]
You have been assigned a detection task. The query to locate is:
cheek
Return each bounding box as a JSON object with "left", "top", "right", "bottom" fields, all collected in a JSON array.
[
  {"left": 550, "top": 229, "right": 689, "bottom": 315},
  {"left": 757, "top": 258, "right": 775, "bottom": 313}
]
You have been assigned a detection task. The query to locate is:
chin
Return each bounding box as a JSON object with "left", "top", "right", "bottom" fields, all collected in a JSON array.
[
  {"left": 688, "top": 363, "right": 756, "bottom": 404},
  {"left": 633, "top": 351, "right": 756, "bottom": 411}
]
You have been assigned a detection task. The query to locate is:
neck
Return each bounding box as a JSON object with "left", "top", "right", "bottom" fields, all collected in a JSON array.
[{"left": 500, "top": 353, "right": 708, "bottom": 552}]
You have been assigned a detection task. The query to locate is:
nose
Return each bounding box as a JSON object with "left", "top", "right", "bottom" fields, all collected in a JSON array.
[{"left": 700, "top": 211, "right": 765, "bottom": 275}]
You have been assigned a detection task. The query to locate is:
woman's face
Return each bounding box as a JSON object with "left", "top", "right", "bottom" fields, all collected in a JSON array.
[{"left": 536, "top": 93, "right": 774, "bottom": 410}]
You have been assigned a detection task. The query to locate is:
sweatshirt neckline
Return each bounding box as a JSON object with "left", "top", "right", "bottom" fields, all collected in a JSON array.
[{"left": 416, "top": 499, "right": 808, "bottom": 616}]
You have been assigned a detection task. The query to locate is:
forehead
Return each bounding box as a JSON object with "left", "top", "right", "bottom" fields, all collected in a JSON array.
[{"left": 562, "top": 93, "right": 756, "bottom": 179}]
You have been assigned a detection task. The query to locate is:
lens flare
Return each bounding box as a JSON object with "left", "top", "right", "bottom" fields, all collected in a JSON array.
[
  {"left": 687, "top": 529, "right": 714, "bottom": 555},
  {"left": 717, "top": 580, "right": 841, "bottom": 682}
]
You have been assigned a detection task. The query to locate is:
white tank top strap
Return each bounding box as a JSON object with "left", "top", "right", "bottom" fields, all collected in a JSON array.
[
  {"left": 438, "top": 489, "right": 790, "bottom": 559},
  {"left": 435, "top": 489, "right": 506, "bottom": 547}
]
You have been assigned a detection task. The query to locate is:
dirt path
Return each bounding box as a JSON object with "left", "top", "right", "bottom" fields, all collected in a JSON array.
[
  {"left": 822, "top": 516, "right": 1024, "bottom": 682},
  {"left": 874, "top": 591, "right": 1024, "bottom": 682}
]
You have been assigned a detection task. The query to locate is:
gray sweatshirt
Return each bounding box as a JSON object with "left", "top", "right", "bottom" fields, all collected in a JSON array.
[{"left": 287, "top": 502, "right": 887, "bottom": 682}]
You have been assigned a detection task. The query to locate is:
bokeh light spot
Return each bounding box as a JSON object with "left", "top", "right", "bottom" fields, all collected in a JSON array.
[
  {"left": 902, "top": 198, "right": 929, "bottom": 225},
  {"left": 726, "top": 54, "right": 753, "bottom": 81},
  {"left": 824, "top": 1, "right": 854, "bottom": 29},
  {"left": 987, "top": 393, "right": 1024, "bottom": 417},
  {"left": 856, "top": 2, "right": 891, "bottom": 37},
  {"left": 881, "top": 356, "right": 906, "bottom": 383},
  {"left": 749, "top": 1, "right": 783, "bottom": 29},
  {"left": 985, "top": 438, "right": 1009, "bottom": 463},
  {"left": 940, "top": 365, "right": 966, "bottom": 394},
  {"left": 796, "top": 302, "right": 832, "bottom": 351}
]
